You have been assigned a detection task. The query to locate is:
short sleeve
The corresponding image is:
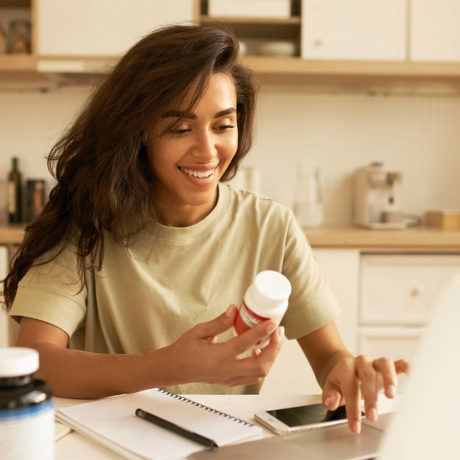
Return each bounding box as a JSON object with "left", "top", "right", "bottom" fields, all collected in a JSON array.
[
  {"left": 281, "top": 210, "right": 341, "bottom": 339},
  {"left": 9, "top": 244, "right": 87, "bottom": 338}
]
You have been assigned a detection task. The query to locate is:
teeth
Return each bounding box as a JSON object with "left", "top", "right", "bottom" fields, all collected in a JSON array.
[{"left": 180, "top": 167, "right": 215, "bottom": 178}]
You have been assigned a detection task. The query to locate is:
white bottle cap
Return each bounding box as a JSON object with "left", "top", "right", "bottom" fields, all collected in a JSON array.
[
  {"left": 0, "top": 347, "right": 39, "bottom": 377},
  {"left": 245, "top": 270, "right": 292, "bottom": 317}
]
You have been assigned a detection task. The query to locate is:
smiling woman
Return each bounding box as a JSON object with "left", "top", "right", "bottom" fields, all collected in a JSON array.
[{"left": 2, "top": 23, "right": 408, "bottom": 436}]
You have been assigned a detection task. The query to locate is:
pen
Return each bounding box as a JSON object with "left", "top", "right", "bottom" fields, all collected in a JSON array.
[{"left": 135, "top": 408, "right": 218, "bottom": 451}]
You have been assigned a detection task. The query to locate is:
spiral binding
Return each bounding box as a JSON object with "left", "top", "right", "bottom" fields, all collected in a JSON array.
[{"left": 157, "top": 388, "right": 255, "bottom": 427}]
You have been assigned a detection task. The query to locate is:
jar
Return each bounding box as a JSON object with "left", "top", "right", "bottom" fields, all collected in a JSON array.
[
  {"left": 0, "top": 347, "right": 54, "bottom": 460},
  {"left": 234, "top": 270, "right": 292, "bottom": 347}
]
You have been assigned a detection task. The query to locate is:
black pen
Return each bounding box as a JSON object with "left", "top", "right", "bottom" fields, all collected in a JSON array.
[{"left": 135, "top": 408, "right": 218, "bottom": 451}]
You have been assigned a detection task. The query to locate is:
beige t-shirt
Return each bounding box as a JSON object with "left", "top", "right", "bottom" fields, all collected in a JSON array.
[{"left": 11, "top": 183, "right": 340, "bottom": 394}]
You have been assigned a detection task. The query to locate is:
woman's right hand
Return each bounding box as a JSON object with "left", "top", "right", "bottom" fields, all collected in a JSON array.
[{"left": 161, "top": 304, "right": 284, "bottom": 387}]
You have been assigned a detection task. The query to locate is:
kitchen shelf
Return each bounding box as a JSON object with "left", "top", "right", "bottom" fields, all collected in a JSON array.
[
  {"left": 0, "top": 53, "right": 35, "bottom": 70},
  {"left": 200, "top": 16, "right": 300, "bottom": 25},
  {"left": 240, "top": 56, "right": 460, "bottom": 78}
]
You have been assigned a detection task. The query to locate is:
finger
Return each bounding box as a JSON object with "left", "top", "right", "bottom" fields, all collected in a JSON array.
[
  {"left": 344, "top": 378, "right": 362, "bottom": 434},
  {"left": 394, "top": 358, "right": 411, "bottom": 375},
  {"left": 230, "top": 327, "right": 284, "bottom": 381},
  {"left": 333, "top": 359, "right": 361, "bottom": 434},
  {"left": 355, "top": 355, "right": 378, "bottom": 422},
  {"left": 322, "top": 382, "right": 342, "bottom": 411},
  {"left": 373, "top": 357, "right": 397, "bottom": 399},
  {"left": 259, "top": 326, "right": 284, "bottom": 356},
  {"left": 227, "top": 319, "right": 278, "bottom": 356},
  {"left": 193, "top": 304, "right": 238, "bottom": 339}
]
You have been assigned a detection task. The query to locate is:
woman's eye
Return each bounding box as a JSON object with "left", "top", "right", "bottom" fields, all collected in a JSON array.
[
  {"left": 170, "top": 128, "right": 191, "bottom": 135},
  {"left": 215, "top": 125, "right": 235, "bottom": 132}
]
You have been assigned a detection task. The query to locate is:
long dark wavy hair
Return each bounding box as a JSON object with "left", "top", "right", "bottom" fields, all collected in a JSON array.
[{"left": 2, "top": 23, "right": 257, "bottom": 310}]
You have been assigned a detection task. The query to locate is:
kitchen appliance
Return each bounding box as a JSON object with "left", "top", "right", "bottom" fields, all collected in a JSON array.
[{"left": 353, "top": 162, "right": 405, "bottom": 229}]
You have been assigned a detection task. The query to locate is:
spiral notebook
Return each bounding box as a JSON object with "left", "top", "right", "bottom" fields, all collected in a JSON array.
[{"left": 56, "top": 388, "right": 263, "bottom": 460}]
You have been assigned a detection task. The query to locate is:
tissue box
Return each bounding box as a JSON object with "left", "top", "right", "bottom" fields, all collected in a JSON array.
[
  {"left": 208, "top": 0, "right": 291, "bottom": 18},
  {"left": 426, "top": 211, "right": 460, "bottom": 230}
]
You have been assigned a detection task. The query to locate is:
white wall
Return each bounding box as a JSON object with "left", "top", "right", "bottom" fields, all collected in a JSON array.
[{"left": 1, "top": 83, "right": 460, "bottom": 224}]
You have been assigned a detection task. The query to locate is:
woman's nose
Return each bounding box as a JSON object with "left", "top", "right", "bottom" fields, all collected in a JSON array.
[{"left": 191, "top": 131, "right": 217, "bottom": 161}]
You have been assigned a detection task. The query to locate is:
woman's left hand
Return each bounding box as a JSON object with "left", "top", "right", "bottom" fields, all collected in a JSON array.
[{"left": 322, "top": 355, "right": 410, "bottom": 434}]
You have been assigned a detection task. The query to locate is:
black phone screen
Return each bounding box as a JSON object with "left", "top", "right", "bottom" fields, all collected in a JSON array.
[{"left": 266, "top": 403, "right": 347, "bottom": 427}]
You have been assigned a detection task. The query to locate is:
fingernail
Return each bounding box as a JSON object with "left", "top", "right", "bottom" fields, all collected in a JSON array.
[
  {"left": 387, "top": 384, "right": 397, "bottom": 398},
  {"left": 278, "top": 326, "right": 285, "bottom": 338},
  {"left": 324, "top": 396, "right": 333, "bottom": 409},
  {"left": 351, "top": 421, "right": 361, "bottom": 434},
  {"left": 367, "top": 408, "right": 378, "bottom": 422}
]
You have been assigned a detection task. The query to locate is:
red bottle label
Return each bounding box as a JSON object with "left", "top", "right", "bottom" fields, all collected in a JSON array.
[{"left": 234, "top": 300, "right": 270, "bottom": 335}]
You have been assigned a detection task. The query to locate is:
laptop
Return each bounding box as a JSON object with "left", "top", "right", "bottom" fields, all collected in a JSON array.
[{"left": 190, "top": 273, "right": 460, "bottom": 460}]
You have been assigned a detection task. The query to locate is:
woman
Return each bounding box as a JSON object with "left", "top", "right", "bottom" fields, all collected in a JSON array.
[{"left": 2, "top": 23, "right": 407, "bottom": 434}]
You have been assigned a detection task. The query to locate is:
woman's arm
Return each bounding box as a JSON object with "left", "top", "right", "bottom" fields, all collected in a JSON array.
[
  {"left": 16, "top": 305, "right": 283, "bottom": 399},
  {"left": 298, "top": 321, "right": 409, "bottom": 434}
]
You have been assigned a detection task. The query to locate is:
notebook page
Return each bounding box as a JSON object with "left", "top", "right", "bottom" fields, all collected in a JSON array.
[
  {"left": 56, "top": 388, "right": 262, "bottom": 460},
  {"left": 144, "top": 389, "right": 262, "bottom": 445}
]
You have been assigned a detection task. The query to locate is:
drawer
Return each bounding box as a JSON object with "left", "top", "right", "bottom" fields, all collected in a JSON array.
[
  {"left": 359, "top": 327, "right": 424, "bottom": 364},
  {"left": 360, "top": 254, "right": 460, "bottom": 325}
]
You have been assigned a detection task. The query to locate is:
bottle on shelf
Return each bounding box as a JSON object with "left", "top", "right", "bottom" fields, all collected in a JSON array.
[{"left": 7, "top": 156, "right": 23, "bottom": 223}]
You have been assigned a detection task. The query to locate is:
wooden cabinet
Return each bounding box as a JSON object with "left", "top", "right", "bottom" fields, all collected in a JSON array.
[
  {"left": 358, "top": 253, "right": 460, "bottom": 363},
  {"left": 0, "top": 0, "right": 35, "bottom": 72},
  {"left": 37, "top": 0, "right": 194, "bottom": 57},
  {"left": 411, "top": 0, "right": 460, "bottom": 62},
  {"left": 301, "top": 0, "right": 407, "bottom": 61},
  {"left": 2, "top": 0, "right": 460, "bottom": 84}
]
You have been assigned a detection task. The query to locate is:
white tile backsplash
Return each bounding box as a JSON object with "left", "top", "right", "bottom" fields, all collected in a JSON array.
[{"left": 1, "top": 84, "right": 460, "bottom": 225}]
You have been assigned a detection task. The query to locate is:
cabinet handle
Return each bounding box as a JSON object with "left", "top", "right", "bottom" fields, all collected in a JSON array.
[
  {"left": 313, "top": 39, "right": 323, "bottom": 48},
  {"left": 410, "top": 281, "right": 425, "bottom": 297}
]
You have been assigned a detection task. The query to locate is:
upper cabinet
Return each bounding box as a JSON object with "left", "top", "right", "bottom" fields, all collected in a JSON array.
[
  {"left": 410, "top": 0, "right": 460, "bottom": 62},
  {"left": 2, "top": 0, "right": 460, "bottom": 85},
  {"left": 301, "top": 0, "right": 407, "bottom": 61},
  {"left": 37, "top": 0, "right": 194, "bottom": 57}
]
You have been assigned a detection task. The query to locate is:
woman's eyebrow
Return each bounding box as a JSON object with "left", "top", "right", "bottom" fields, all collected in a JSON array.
[{"left": 160, "top": 107, "right": 236, "bottom": 119}]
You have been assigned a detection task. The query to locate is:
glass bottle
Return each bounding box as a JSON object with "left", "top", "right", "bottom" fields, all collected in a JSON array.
[{"left": 7, "top": 157, "right": 22, "bottom": 223}]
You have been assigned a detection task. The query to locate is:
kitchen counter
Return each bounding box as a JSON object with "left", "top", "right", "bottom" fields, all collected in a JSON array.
[
  {"left": 304, "top": 225, "right": 460, "bottom": 252},
  {"left": 0, "top": 224, "right": 459, "bottom": 252},
  {"left": 0, "top": 224, "right": 25, "bottom": 246}
]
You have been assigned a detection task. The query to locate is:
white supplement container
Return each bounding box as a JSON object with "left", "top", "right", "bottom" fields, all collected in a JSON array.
[
  {"left": 234, "top": 271, "right": 292, "bottom": 346},
  {"left": 0, "top": 347, "right": 54, "bottom": 460}
]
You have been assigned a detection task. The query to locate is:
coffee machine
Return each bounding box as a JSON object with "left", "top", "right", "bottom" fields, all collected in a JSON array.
[{"left": 353, "top": 162, "right": 405, "bottom": 229}]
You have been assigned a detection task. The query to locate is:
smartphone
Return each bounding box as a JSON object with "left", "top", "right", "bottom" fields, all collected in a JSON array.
[{"left": 254, "top": 403, "right": 349, "bottom": 435}]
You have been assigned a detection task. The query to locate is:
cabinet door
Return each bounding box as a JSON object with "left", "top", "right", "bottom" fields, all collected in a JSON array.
[
  {"left": 360, "top": 254, "right": 460, "bottom": 325},
  {"left": 358, "top": 326, "right": 424, "bottom": 363},
  {"left": 261, "top": 249, "right": 360, "bottom": 395},
  {"left": 37, "top": 0, "right": 194, "bottom": 56},
  {"left": 410, "top": 0, "right": 460, "bottom": 61},
  {"left": 301, "top": 0, "right": 407, "bottom": 60}
]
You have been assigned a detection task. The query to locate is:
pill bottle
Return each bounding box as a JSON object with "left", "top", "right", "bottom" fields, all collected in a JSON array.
[
  {"left": 234, "top": 270, "right": 292, "bottom": 346},
  {"left": 0, "top": 347, "right": 54, "bottom": 460}
]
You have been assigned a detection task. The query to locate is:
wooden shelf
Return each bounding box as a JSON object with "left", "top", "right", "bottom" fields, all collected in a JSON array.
[
  {"left": 240, "top": 56, "right": 460, "bottom": 78},
  {"left": 201, "top": 15, "right": 300, "bottom": 25},
  {"left": 0, "top": 54, "right": 36, "bottom": 71}
]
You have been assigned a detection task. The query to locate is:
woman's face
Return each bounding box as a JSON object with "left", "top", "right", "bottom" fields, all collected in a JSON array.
[{"left": 146, "top": 72, "right": 238, "bottom": 227}]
